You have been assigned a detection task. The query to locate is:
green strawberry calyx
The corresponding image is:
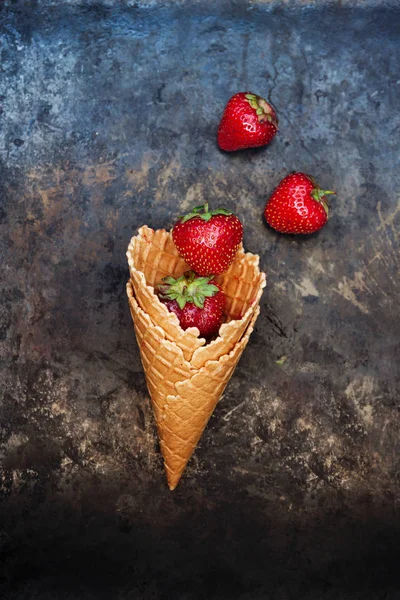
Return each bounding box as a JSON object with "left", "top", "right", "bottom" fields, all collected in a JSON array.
[
  {"left": 179, "top": 203, "right": 232, "bottom": 224},
  {"left": 310, "top": 187, "right": 336, "bottom": 218},
  {"left": 245, "top": 93, "right": 278, "bottom": 129},
  {"left": 156, "top": 271, "right": 220, "bottom": 310}
]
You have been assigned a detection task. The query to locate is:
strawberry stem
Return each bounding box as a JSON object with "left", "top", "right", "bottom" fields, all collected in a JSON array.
[
  {"left": 156, "top": 271, "right": 220, "bottom": 310},
  {"left": 311, "top": 188, "right": 336, "bottom": 201},
  {"left": 245, "top": 92, "right": 278, "bottom": 129},
  {"left": 179, "top": 203, "right": 232, "bottom": 224},
  {"left": 311, "top": 187, "right": 335, "bottom": 218}
]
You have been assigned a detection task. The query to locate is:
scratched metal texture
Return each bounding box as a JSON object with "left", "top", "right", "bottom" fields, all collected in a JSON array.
[{"left": 0, "top": 1, "right": 400, "bottom": 598}]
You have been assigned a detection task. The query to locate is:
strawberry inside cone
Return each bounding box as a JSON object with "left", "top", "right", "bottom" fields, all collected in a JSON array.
[{"left": 155, "top": 271, "right": 226, "bottom": 339}]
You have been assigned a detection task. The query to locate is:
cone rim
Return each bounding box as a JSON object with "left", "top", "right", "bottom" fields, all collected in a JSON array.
[
  {"left": 127, "top": 281, "right": 260, "bottom": 372},
  {"left": 126, "top": 225, "right": 266, "bottom": 347}
]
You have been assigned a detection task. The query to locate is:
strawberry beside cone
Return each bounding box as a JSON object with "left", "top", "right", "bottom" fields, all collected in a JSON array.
[
  {"left": 217, "top": 92, "right": 278, "bottom": 152},
  {"left": 126, "top": 218, "right": 266, "bottom": 490},
  {"left": 264, "top": 172, "right": 335, "bottom": 234}
]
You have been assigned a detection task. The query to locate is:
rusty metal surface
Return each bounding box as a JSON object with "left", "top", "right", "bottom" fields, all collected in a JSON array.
[{"left": 1, "top": 1, "right": 400, "bottom": 597}]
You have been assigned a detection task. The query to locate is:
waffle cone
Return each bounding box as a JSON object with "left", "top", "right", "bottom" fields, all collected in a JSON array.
[{"left": 126, "top": 226, "right": 266, "bottom": 489}]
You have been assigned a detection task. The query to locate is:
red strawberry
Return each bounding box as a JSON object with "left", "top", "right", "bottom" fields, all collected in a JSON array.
[
  {"left": 155, "top": 271, "right": 226, "bottom": 338},
  {"left": 217, "top": 91, "right": 278, "bottom": 151},
  {"left": 172, "top": 203, "right": 243, "bottom": 276},
  {"left": 264, "top": 172, "right": 335, "bottom": 234}
]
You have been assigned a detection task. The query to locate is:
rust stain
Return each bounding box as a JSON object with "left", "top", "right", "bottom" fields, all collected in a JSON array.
[
  {"left": 26, "top": 166, "right": 81, "bottom": 225},
  {"left": 155, "top": 159, "right": 181, "bottom": 203},
  {"left": 9, "top": 222, "right": 27, "bottom": 250},
  {"left": 180, "top": 182, "right": 204, "bottom": 212},
  {"left": 37, "top": 186, "right": 62, "bottom": 214},
  {"left": 377, "top": 198, "right": 400, "bottom": 234},
  {"left": 82, "top": 162, "right": 116, "bottom": 188},
  {"left": 125, "top": 153, "right": 155, "bottom": 193},
  {"left": 104, "top": 209, "right": 119, "bottom": 232},
  {"left": 335, "top": 271, "right": 371, "bottom": 314}
]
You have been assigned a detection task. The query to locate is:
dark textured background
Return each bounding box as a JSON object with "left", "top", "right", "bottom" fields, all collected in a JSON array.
[{"left": 1, "top": 1, "right": 400, "bottom": 598}]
